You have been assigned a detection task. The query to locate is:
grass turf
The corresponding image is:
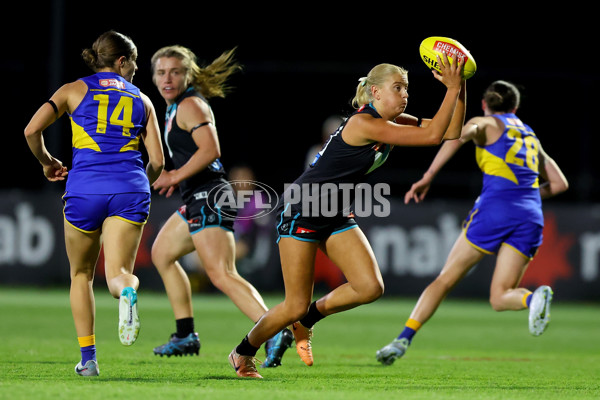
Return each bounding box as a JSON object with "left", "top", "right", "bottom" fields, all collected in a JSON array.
[{"left": 0, "top": 287, "right": 598, "bottom": 399}]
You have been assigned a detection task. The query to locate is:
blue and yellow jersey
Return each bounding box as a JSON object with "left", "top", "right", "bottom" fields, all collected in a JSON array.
[
  {"left": 474, "top": 113, "right": 543, "bottom": 224},
  {"left": 66, "top": 72, "right": 149, "bottom": 194}
]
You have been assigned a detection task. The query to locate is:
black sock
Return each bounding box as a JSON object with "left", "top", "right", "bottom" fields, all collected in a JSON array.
[
  {"left": 175, "top": 317, "right": 195, "bottom": 338},
  {"left": 299, "top": 301, "right": 325, "bottom": 329},
  {"left": 236, "top": 335, "right": 259, "bottom": 357}
]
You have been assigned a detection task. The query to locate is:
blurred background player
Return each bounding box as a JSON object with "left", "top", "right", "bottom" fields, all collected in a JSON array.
[
  {"left": 24, "top": 30, "right": 165, "bottom": 376},
  {"left": 229, "top": 54, "right": 466, "bottom": 378},
  {"left": 228, "top": 163, "right": 271, "bottom": 267},
  {"left": 304, "top": 115, "right": 344, "bottom": 168},
  {"left": 149, "top": 45, "right": 292, "bottom": 366},
  {"left": 376, "top": 80, "right": 569, "bottom": 365}
]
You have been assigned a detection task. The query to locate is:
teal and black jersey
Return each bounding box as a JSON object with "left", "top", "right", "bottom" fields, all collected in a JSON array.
[
  {"left": 67, "top": 72, "right": 149, "bottom": 194},
  {"left": 280, "top": 103, "right": 392, "bottom": 218},
  {"left": 474, "top": 112, "right": 543, "bottom": 225},
  {"left": 305, "top": 104, "right": 392, "bottom": 181},
  {"left": 164, "top": 87, "right": 225, "bottom": 203}
]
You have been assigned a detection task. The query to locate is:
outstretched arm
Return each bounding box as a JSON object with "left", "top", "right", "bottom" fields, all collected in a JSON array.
[
  {"left": 404, "top": 120, "right": 479, "bottom": 204},
  {"left": 442, "top": 80, "right": 466, "bottom": 141}
]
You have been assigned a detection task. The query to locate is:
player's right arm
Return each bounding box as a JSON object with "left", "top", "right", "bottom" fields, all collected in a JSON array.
[{"left": 24, "top": 81, "right": 85, "bottom": 181}]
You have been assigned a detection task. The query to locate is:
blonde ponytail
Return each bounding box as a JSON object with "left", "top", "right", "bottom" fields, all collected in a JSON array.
[{"left": 351, "top": 64, "right": 408, "bottom": 109}]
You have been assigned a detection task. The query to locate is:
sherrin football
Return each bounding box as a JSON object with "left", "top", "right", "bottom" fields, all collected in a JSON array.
[{"left": 419, "top": 36, "right": 477, "bottom": 79}]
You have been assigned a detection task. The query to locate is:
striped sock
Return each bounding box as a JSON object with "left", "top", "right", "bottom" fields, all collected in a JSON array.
[
  {"left": 78, "top": 335, "right": 96, "bottom": 364},
  {"left": 522, "top": 292, "right": 533, "bottom": 308},
  {"left": 397, "top": 318, "right": 422, "bottom": 343}
]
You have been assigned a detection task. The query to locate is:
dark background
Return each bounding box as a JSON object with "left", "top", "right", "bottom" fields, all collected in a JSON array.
[{"left": 6, "top": 2, "right": 597, "bottom": 204}]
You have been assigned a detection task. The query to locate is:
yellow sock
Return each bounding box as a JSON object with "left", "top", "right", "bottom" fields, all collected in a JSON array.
[
  {"left": 405, "top": 318, "right": 422, "bottom": 331},
  {"left": 78, "top": 334, "right": 95, "bottom": 348},
  {"left": 522, "top": 291, "right": 533, "bottom": 308}
]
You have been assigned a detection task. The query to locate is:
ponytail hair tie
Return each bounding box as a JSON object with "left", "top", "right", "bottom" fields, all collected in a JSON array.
[{"left": 358, "top": 77, "right": 368, "bottom": 87}]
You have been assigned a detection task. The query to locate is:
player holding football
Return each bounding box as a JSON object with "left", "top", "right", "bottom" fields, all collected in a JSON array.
[
  {"left": 24, "top": 31, "right": 165, "bottom": 376},
  {"left": 229, "top": 53, "right": 466, "bottom": 378},
  {"left": 376, "top": 80, "right": 569, "bottom": 366}
]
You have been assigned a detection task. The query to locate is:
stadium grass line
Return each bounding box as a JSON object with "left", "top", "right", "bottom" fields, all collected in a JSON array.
[{"left": 0, "top": 287, "right": 598, "bottom": 399}]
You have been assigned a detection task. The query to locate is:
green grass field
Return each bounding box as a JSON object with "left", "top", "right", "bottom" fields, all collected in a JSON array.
[{"left": 0, "top": 287, "right": 598, "bottom": 399}]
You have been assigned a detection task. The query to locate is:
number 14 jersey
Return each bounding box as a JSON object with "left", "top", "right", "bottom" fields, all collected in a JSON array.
[{"left": 66, "top": 72, "right": 149, "bottom": 194}]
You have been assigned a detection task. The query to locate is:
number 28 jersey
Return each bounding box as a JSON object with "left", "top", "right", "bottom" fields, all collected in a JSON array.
[
  {"left": 475, "top": 113, "right": 543, "bottom": 225},
  {"left": 66, "top": 72, "right": 149, "bottom": 194}
]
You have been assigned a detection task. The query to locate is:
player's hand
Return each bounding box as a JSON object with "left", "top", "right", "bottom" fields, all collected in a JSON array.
[
  {"left": 152, "top": 170, "right": 178, "bottom": 198},
  {"left": 404, "top": 174, "right": 434, "bottom": 204},
  {"left": 432, "top": 52, "right": 464, "bottom": 89},
  {"left": 43, "top": 157, "right": 68, "bottom": 182}
]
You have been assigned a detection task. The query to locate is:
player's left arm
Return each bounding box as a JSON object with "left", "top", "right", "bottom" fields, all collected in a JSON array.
[
  {"left": 395, "top": 80, "right": 466, "bottom": 142},
  {"left": 163, "top": 97, "right": 221, "bottom": 186},
  {"left": 538, "top": 144, "right": 569, "bottom": 199},
  {"left": 139, "top": 92, "right": 165, "bottom": 186},
  {"left": 442, "top": 80, "right": 466, "bottom": 140}
]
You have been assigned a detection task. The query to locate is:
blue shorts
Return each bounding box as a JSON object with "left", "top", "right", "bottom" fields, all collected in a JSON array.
[
  {"left": 177, "top": 181, "right": 237, "bottom": 235},
  {"left": 462, "top": 206, "right": 543, "bottom": 259},
  {"left": 63, "top": 192, "right": 151, "bottom": 233},
  {"left": 276, "top": 204, "right": 358, "bottom": 243}
]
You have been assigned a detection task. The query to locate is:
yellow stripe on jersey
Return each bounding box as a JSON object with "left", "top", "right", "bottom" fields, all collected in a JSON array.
[
  {"left": 70, "top": 117, "right": 100, "bottom": 151},
  {"left": 475, "top": 146, "right": 518, "bottom": 184},
  {"left": 120, "top": 136, "right": 140, "bottom": 152}
]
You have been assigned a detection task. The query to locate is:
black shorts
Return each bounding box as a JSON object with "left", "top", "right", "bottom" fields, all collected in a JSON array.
[
  {"left": 276, "top": 209, "right": 358, "bottom": 243},
  {"left": 177, "top": 180, "right": 237, "bottom": 234}
]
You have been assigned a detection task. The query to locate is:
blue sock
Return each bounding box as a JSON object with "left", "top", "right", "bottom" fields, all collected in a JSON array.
[
  {"left": 525, "top": 293, "right": 533, "bottom": 308},
  {"left": 397, "top": 326, "right": 417, "bottom": 343},
  {"left": 81, "top": 345, "right": 96, "bottom": 364}
]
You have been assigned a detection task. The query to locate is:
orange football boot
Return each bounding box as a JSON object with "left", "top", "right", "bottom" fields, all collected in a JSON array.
[
  {"left": 228, "top": 349, "right": 263, "bottom": 378},
  {"left": 292, "top": 322, "right": 313, "bottom": 366}
]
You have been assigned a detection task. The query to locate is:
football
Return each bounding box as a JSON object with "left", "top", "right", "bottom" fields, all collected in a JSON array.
[{"left": 419, "top": 36, "right": 477, "bottom": 79}]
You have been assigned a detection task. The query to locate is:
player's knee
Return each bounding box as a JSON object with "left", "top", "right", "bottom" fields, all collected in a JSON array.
[
  {"left": 431, "top": 275, "right": 455, "bottom": 294},
  {"left": 151, "top": 243, "right": 176, "bottom": 272},
  {"left": 282, "top": 298, "right": 312, "bottom": 322},
  {"left": 70, "top": 266, "right": 94, "bottom": 281},
  {"left": 359, "top": 279, "right": 384, "bottom": 304},
  {"left": 150, "top": 243, "right": 166, "bottom": 269},
  {"left": 204, "top": 264, "right": 237, "bottom": 290}
]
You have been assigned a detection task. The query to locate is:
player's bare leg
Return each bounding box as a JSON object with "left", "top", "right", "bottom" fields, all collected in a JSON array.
[{"left": 377, "top": 233, "right": 483, "bottom": 365}]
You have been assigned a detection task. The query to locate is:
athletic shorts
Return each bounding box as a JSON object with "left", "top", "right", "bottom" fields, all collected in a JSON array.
[
  {"left": 177, "top": 181, "right": 237, "bottom": 235},
  {"left": 276, "top": 205, "right": 358, "bottom": 243},
  {"left": 462, "top": 206, "right": 543, "bottom": 259},
  {"left": 63, "top": 192, "right": 150, "bottom": 233}
]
